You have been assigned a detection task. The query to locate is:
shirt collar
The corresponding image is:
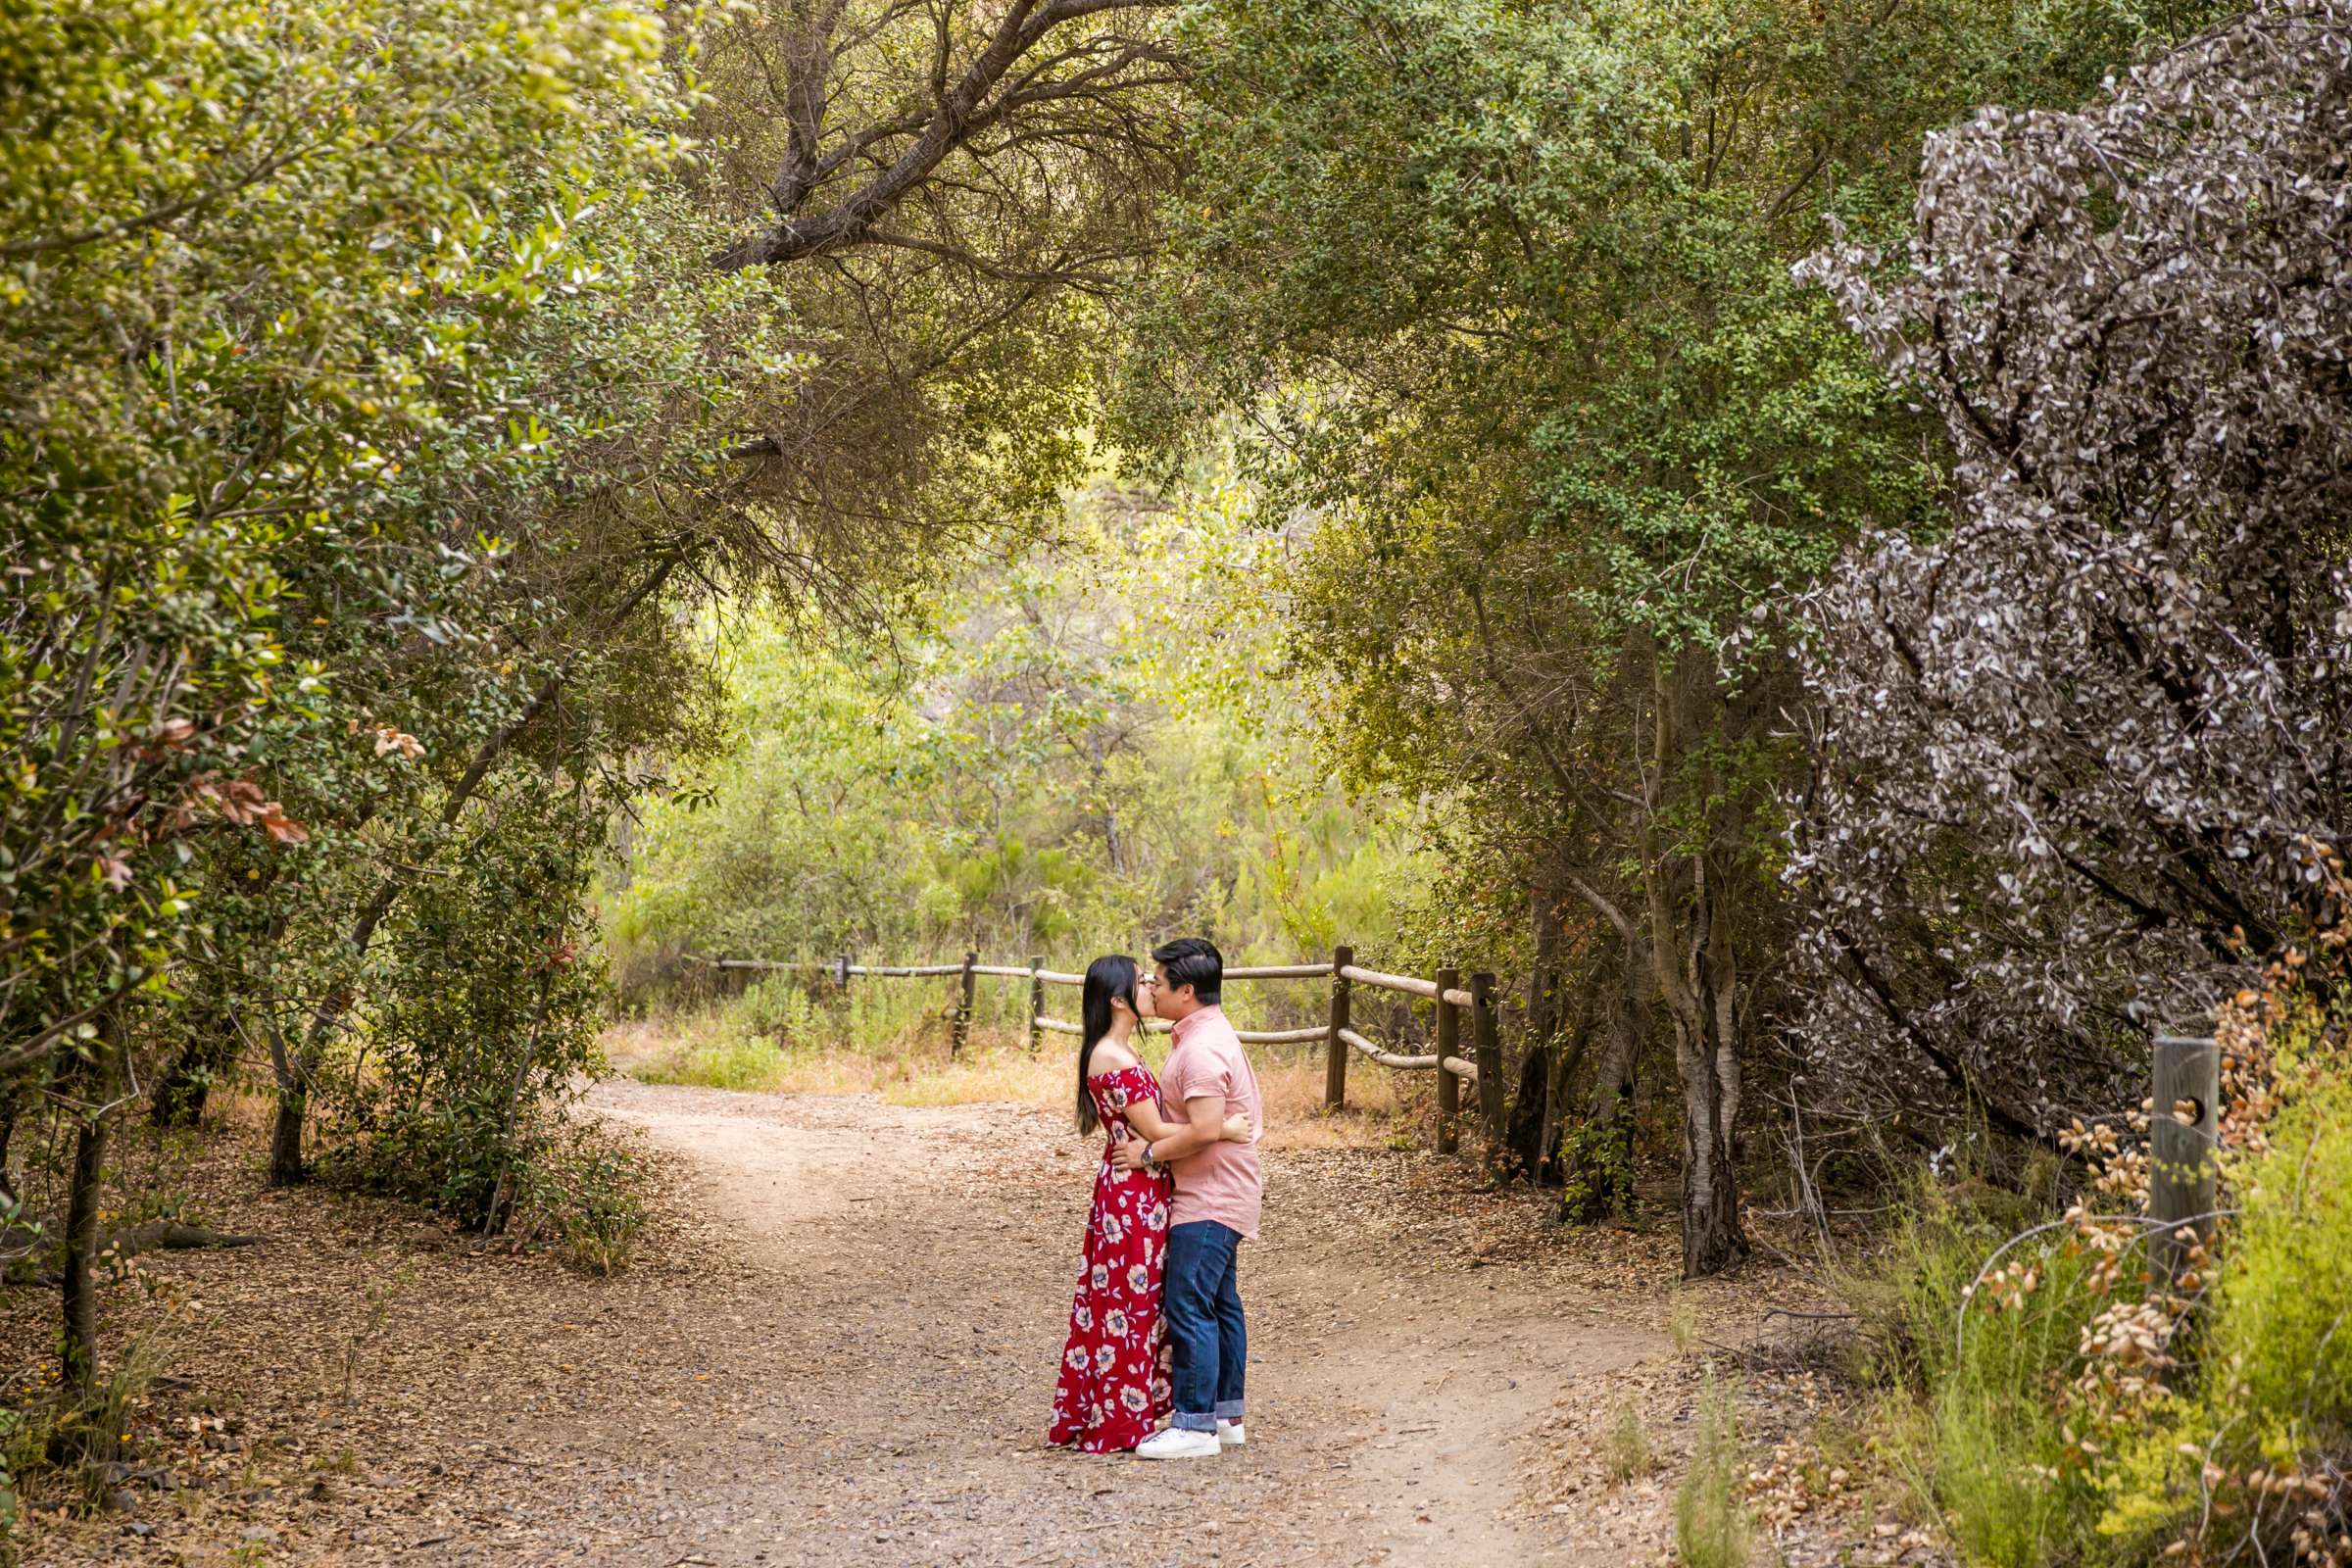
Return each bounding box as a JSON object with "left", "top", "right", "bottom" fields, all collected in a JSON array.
[{"left": 1170, "top": 1004, "right": 1224, "bottom": 1045}]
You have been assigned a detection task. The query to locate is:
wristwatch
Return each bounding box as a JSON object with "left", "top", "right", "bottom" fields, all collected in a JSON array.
[{"left": 1141, "top": 1141, "right": 1156, "bottom": 1166}]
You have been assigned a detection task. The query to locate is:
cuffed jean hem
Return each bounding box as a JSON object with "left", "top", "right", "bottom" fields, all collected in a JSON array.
[
  {"left": 1213, "top": 1400, "right": 1246, "bottom": 1420},
  {"left": 1172, "top": 1411, "right": 1217, "bottom": 1433}
]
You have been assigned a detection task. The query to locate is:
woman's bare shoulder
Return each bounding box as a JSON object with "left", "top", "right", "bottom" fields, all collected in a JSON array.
[{"left": 1088, "top": 1040, "right": 1142, "bottom": 1075}]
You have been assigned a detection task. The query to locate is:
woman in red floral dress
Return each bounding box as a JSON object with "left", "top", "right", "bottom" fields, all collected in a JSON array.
[{"left": 1050, "top": 956, "right": 1251, "bottom": 1453}]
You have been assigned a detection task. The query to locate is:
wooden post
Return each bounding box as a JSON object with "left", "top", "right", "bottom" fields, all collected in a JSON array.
[
  {"left": 836, "top": 951, "right": 851, "bottom": 993},
  {"left": 1435, "top": 965, "right": 1461, "bottom": 1154},
  {"left": 1029, "top": 955, "right": 1046, "bottom": 1055},
  {"left": 953, "top": 951, "right": 976, "bottom": 1059},
  {"left": 2150, "top": 1033, "right": 2220, "bottom": 1291},
  {"left": 1325, "top": 945, "right": 1352, "bottom": 1110},
  {"left": 1471, "top": 971, "right": 1503, "bottom": 1152}
]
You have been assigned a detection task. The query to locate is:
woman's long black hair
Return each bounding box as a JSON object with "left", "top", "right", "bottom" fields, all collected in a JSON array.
[{"left": 1075, "top": 954, "right": 1141, "bottom": 1136}]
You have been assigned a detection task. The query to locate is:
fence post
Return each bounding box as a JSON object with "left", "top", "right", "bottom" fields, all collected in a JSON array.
[
  {"left": 1471, "top": 971, "right": 1502, "bottom": 1152},
  {"left": 954, "top": 951, "right": 976, "bottom": 1059},
  {"left": 1029, "top": 955, "right": 1046, "bottom": 1055},
  {"left": 837, "top": 951, "right": 851, "bottom": 994},
  {"left": 1325, "top": 945, "right": 1352, "bottom": 1111},
  {"left": 2150, "top": 1032, "right": 2220, "bottom": 1291},
  {"left": 1435, "top": 964, "right": 1461, "bottom": 1154}
]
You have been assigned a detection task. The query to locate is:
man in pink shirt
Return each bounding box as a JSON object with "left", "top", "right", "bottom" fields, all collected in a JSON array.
[{"left": 1110, "top": 937, "right": 1262, "bottom": 1460}]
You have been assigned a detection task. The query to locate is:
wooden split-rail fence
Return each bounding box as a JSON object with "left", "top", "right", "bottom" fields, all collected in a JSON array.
[{"left": 688, "top": 945, "right": 1504, "bottom": 1156}]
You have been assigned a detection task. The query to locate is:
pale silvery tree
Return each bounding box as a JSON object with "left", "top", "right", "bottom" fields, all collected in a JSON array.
[{"left": 1786, "top": 0, "right": 2352, "bottom": 1141}]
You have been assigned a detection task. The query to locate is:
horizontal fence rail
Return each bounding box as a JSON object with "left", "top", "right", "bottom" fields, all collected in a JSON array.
[{"left": 684, "top": 943, "right": 1502, "bottom": 1156}]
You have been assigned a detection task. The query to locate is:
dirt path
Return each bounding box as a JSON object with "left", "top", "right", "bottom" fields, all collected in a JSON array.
[
  {"left": 13, "top": 1077, "right": 1685, "bottom": 1568},
  {"left": 560, "top": 1078, "right": 1670, "bottom": 1567}
]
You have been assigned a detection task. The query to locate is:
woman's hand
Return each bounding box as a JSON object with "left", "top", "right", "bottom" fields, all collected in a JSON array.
[{"left": 1222, "top": 1112, "right": 1255, "bottom": 1143}]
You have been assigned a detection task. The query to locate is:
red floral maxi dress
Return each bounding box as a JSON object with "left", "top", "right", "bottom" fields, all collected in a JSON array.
[{"left": 1048, "top": 1061, "right": 1175, "bottom": 1452}]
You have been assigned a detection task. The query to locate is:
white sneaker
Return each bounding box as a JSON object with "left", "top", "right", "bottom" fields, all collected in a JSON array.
[
  {"left": 1216, "top": 1419, "right": 1247, "bottom": 1447},
  {"left": 1135, "top": 1426, "right": 1221, "bottom": 1460}
]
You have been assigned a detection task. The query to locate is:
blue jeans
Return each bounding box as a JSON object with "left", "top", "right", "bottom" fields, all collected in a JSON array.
[{"left": 1163, "top": 1220, "right": 1246, "bottom": 1433}]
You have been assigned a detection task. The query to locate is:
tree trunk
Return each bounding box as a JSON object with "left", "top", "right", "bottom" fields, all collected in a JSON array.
[
  {"left": 61, "top": 1019, "right": 122, "bottom": 1399},
  {"left": 151, "top": 1026, "right": 230, "bottom": 1129},
  {"left": 1506, "top": 1046, "right": 1550, "bottom": 1180},
  {"left": 268, "top": 1085, "right": 307, "bottom": 1188},
  {"left": 1562, "top": 984, "right": 1641, "bottom": 1223},
  {"left": 1642, "top": 648, "right": 1749, "bottom": 1278},
  {"left": 62, "top": 1111, "right": 107, "bottom": 1396},
  {"left": 1675, "top": 1008, "right": 1745, "bottom": 1277},
  {"left": 0, "top": 1092, "right": 19, "bottom": 1206},
  {"left": 1505, "top": 887, "right": 1570, "bottom": 1181}
]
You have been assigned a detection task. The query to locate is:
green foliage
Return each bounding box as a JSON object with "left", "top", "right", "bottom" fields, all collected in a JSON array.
[
  {"left": 0, "top": 1406, "right": 17, "bottom": 1561},
  {"left": 0, "top": 0, "right": 700, "bottom": 1076},
  {"left": 1858, "top": 903, "right": 2352, "bottom": 1568},
  {"left": 1118, "top": 0, "right": 2212, "bottom": 1276},
  {"left": 1558, "top": 1119, "right": 1637, "bottom": 1224},
  {"left": 519, "top": 1128, "right": 649, "bottom": 1276},
  {"left": 1676, "top": 1374, "right": 1753, "bottom": 1568},
  {"left": 0, "top": 0, "right": 799, "bottom": 1427},
  {"left": 0, "top": 0, "right": 755, "bottom": 1208},
  {"left": 1852, "top": 1179, "right": 2098, "bottom": 1566},
  {"left": 2093, "top": 1058, "right": 2352, "bottom": 1560},
  {"left": 606, "top": 479, "right": 1435, "bottom": 992},
  {"left": 323, "top": 782, "right": 614, "bottom": 1227}
]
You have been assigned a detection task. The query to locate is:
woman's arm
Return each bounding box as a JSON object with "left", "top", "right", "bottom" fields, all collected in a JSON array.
[
  {"left": 1121, "top": 1095, "right": 1252, "bottom": 1146},
  {"left": 1089, "top": 1045, "right": 1250, "bottom": 1144}
]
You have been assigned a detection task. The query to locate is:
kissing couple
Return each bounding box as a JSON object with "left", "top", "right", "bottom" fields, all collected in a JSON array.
[{"left": 1048, "top": 937, "right": 1264, "bottom": 1458}]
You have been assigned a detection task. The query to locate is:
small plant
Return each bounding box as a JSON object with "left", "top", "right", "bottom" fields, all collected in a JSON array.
[
  {"left": 1602, "top": 1396, "right": 1653, "bottom": 1482},
  {"left": 528, "top": 1132, "right": 647, "bottom": 1276},
  {"left": 3, "top": 1322, "right": 175, "bottom": 1520},
  {"left": 340, "top": 1260, "right": 417, "bottom": 1402},
  {"left": 1667, "top": 1293, "right": 1699, "bottom": 1355},
  {"left": 1675, "top": 1375, "right": 1751, "bottom": 1568}
]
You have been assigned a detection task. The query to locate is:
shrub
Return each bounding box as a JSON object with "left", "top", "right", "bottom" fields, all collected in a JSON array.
[
  {"left": 1604, "top": 1397, "right": 1654, "bottom": 1483},
  {"left": 635, "top": 1032, "right": 803, "bottom": 1093},
  {"left": 731, "top": 975, "right": 822, "bottom": 1046},
  {"left": 1850, "top": 1177, "right": 2100, "bottom": 1566},
  {"left": 516, "top": 1129, "right": 648, "bottom": 1277},
  {"left": 1676, "top": 1375, "right": 1752, "bottom": 1568},
  {"left": 1870, "top": 846, "right": 2352, "bottom": 1567},
  {"left": 2094, "top": 1020, "right": 2352, "bottom": 1562}
]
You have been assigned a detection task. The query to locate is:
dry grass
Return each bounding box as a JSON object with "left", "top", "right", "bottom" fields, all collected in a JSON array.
[
  {"left": 1602, "top": 1396, "right": 1656, "bottom": 1482},
  {"left": 604, "top": 1019, "right": 1407, "bottom": 1151}
]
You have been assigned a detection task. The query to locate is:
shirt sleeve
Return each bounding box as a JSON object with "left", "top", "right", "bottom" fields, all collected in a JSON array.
[{"left": 1198, "top": 1047, "right": 1236, "bottom": 1100}]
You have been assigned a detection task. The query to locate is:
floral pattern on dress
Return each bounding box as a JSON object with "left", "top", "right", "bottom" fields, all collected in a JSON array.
[{"left": 1048, "top": 1061, "right": 1174, "bottom": 1452}]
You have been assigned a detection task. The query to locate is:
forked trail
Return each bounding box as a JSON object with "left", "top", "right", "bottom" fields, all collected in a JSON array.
[{"left": 564, "top": 1077, "right": 1669, "bottom": 1567}]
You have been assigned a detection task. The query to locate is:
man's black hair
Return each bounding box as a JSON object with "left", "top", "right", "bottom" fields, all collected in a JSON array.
[{"left": 1151, "top": 936, "right": 1222, "bottom": 1004}]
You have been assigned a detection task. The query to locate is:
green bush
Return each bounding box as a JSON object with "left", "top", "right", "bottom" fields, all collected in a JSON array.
[
  {"left": 634, "top": 1032, "right": 802, "bottom": 1093},
  {"left": 322, "top": 783, "right": 613, "bottom": 1230},
  {"left": 2095, "top": 1066, "right": 2352, "bottom": 1560},
  {"left": 517, "top": 1129, "right": 648, "bottom": 1276},
  {"left": 732, "top": 975, "right": 822, "bottom": 1045},
  {"left": 1864, "top": 953, "right": 2352, "bottom": 1568},
  {"left": 1853, "top": 1178, "right": 2103, "bottom": 1567}
]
